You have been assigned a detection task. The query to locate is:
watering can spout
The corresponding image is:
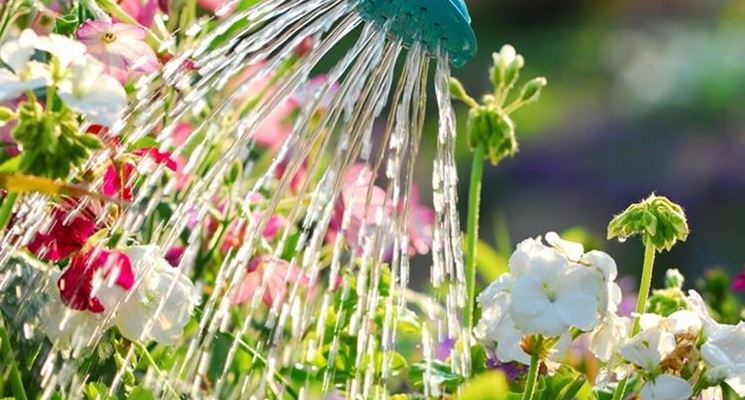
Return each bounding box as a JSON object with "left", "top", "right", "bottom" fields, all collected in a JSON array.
[
  {"left": 356, "top": 0, "right": 477, "bottom": 68},
  {"left": 450, "top": 0, "right": 472, "bottom": 24}
]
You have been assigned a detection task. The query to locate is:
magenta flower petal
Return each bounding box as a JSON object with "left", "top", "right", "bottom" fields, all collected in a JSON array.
[
  {"left": 733, "top": 271, "right": 745, "bottom": 293},
  {"left": 57, "top": 248, "right": 134, "bottom": 313},
  {"left": 27, "top": 207, "right": 97, "bottom": 261}
]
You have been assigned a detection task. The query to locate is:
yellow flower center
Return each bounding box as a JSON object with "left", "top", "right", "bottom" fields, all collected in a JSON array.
[{"left": 101, "top": 32, "right": 117, "bottom": 44}]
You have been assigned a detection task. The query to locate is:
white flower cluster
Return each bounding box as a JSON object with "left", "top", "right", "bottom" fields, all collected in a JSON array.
[
  {"left": 0, "top": 29, "right": 126, "bottom": 126},
  {"left": 613, "top": 291, "right": 745, "bottom": 399},
  {"left": 475, "top": 232, "right": 622, "bottom": 364},
  {"left": 44, "top": 246, "right": 197, "bottom": 356}
]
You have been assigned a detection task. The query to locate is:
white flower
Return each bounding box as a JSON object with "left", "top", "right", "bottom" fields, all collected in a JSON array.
[
  {"left": 57, "top": 56, "right": 127, "bottom": 127},
  {"left": 701, "top": 322, "right": 745, "bottom": 396},
  {"left": 33, "top": 32, "right": 86, "bottom": 69},
  {"left": 98, "top": 246, "right": 197, "bottom": 345},
  {"left": 0, "top": 29, "right": 51, "bottom": 100},
  {"left": 41, "top": 271, "right": 109, "bottom": 357},
  {"left": 639, "top": 374, "right": 692, "bottom": 400},
  {"left": 508, "top": 234, "right": 609, "bottom": 336},
  {"left": 476, "top": 232, "right": 620, "bottom": 363},
  {"left": 588, "top": 311, "right": 630, "bottom": 362},
  {"left": 620, "top": 327, "right": 676, "bottom": 370}
]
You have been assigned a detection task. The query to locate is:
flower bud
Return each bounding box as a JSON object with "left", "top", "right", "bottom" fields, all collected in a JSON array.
[
  {"left": 0, "top": 107, "right": 15, "bottom": 125},
  {"left": 490, "top": 45, "right": 524, "bottom": 88},
  {"left": 449, "top": 77, "right": 472, "bottom": 104},
  {"left": 466, "top": 106, "right": 517, "bottom": 165},
  {"left": 519, "top": 77, "right": 547, "bottom": 104},
  {"left": 665, "top": 268, "right": 685, "bottom": 289},
  {"left": 607, "top": 194, "right": 689, "bottom": 251}
]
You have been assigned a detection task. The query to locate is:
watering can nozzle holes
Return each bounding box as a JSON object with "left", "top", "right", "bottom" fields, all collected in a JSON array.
[{"left": 356, "top": 0, "right": 477, "bottom": 68}]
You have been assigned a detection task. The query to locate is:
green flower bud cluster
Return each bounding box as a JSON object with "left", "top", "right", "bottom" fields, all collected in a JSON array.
[
  {"left": 450, "top": 45, "right": 547, "bottom": 166},
  {"left": 646, "top": 269, "right": 688, "bottom": 317},
  {"left": 11, "top": 101, "right": 101, "bottom": 179},
  {"left": 607, "top": 194, "right": 689, "bottom": 252}
]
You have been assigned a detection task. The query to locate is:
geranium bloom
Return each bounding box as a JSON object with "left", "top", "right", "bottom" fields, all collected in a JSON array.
[
  {"left": 476, "top": 233, "right": 619, "bottom": 364},
  {"left": 56, "top": 56, "right": 127, "bottom": 127},
  {"left": 508, "top": 234, "right": 611, "bottom": 336},
  {"left": 77, "top": 21, "right": 159, "bottom": 83},
  {"left": 327, "top": 164, "right": 388, "bottom": 255},
  {"left": 56, "top": 247, "right": 135, "bottom": 313},
  {"left": 0, "top": 29, "right": 51, "bottom": 101},
  {"left": 42, "top": 271, "right": 109, "bottom": 355},
  {"left": 639, "top": 374, "right": 693, "bottom": 400},
  {"left": 26, "top": 203, "right": 98, "bottom": 261},
  {"left": 701, "top": 322, "right": 745, "bottom": 396},
  {"left": 231, "top": 256, "right": 310, "bottom": 308},
  {"left": 99, "top": 246, "right": 196, "bottom": 344}
]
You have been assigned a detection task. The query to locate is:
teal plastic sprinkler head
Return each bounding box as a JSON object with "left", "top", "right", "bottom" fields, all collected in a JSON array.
[{"left": 356, "top": 0, "right": 477, "bottom": 67}]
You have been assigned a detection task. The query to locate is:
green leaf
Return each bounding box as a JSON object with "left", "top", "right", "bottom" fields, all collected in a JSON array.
[
  {"left": 0, "top": 156, "right": 21, "bottom": 173},
  {"left": 84, "top": 382, "right": 116, "bottom": 400},
  {"left": 475, "top": 240, "right": 508, "bottom": 282},
  {"left": 408, "top": 360, "right": 464, "bottom": 393},
  {"left": 128, "top": 136, "right": 160, "bottom": 151},
  {"left": 469, "top": 344, "right": 489, "bottom": 375},
  {"left": 460, "top": 370, "right": 509, "bottom": 400},
  {"left": 127, "top": 386, "right": 155, "bottom": 400},
  {"left": 533, "top": 366, "right": 594, "bottom": 400}
]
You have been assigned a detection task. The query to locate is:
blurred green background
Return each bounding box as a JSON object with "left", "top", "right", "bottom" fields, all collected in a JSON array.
[{"left": 417, "top": 0, "right": 745, "bottom": 289}]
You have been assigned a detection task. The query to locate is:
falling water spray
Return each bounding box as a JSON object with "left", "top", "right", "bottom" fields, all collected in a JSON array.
[{"left": 0, "top": 0, "right": 478, "bottom": 397}]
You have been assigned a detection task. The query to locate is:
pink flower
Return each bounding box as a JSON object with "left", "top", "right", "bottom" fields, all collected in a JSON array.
[
  {"left": 405, "top": 185, "right": 435, "bottom": 256},
  {"left": 57, "top": 248, "right": 135, "bottom": 313},
  {"left": 327, "top": 164, "right": 388, "bottom": 255},
  {"left": 733, "top": 271, "right": 745, "bottom": 293},
  {"left": 26, "top": 201, "right": 98, "bottom": 261},
  {"left": 118, "top": 0, "right": 160, "bottom": 27},
  {"left": 30, "top": 8, "right": 59, "bottom": 34},
  {"left": 230, "top": 256, "right": 309, "bottom": 308},
  {"left": 77, "top": 21, "right": 159, "bottom": 84},
  {"left": 255, "top": 75, "right": 338, "bottom": 149},
  {"left": 197, "top": 0, "right": 234, "bottom": 16},
  {"left": 274, "top": 156, "right": 307, "bottom": 193}
]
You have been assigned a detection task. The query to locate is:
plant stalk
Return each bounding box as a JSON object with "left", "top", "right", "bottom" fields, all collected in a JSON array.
[
  {"left": 521, "top": 336, "right": 542, "bottom": 400},
  {"left": 0, "top": 314, "right": 28, "bottom": 400},
  {"left": 465, "top": 142, "right": 486, "bottom": 330},
  {"left": 610, "top": 242, "right": 657, "bottom": 400}
]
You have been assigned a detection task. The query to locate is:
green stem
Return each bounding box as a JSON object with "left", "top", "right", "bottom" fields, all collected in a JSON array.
[
  {"left": 135, "top": 343, "right": 180, "bottom": 398},
  {"left": 0, "top": 314, "right": 28, "bottom": 400},
  {"left": 0, "top": 192, "right": 18, "bottom": 231},
  {"left": 521, "top": 336, "right": 542, "bottom": 400},
  {"left": 226, "top": 332, "right": 299, "bottom": 399},
  {"left": 610, "top": 378, "right": 627, "bottom": 400},
  {"left": 610, "top": 242, "right": 657, "bottom": 400},
  {"left": 632, "top": 242, "right": 656, "bottom": 335},
  {"left": 465, "top": 142, "right": 486, "bottom": 330}
]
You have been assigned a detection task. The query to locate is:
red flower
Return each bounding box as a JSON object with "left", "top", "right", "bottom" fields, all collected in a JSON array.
[
  {"left": 57, "top": 248, "right": 135, "bottom": 313},
  {"left": 103, "top": 148, "right": 178, "bottom": 201},
  {"left": 27, "top": 205, "right": 98, "bottom": 261}
]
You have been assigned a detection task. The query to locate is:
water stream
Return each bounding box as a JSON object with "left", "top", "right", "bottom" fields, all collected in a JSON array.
[{"left": 0, "top": 0, "right": 470, "bottom": 397}]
